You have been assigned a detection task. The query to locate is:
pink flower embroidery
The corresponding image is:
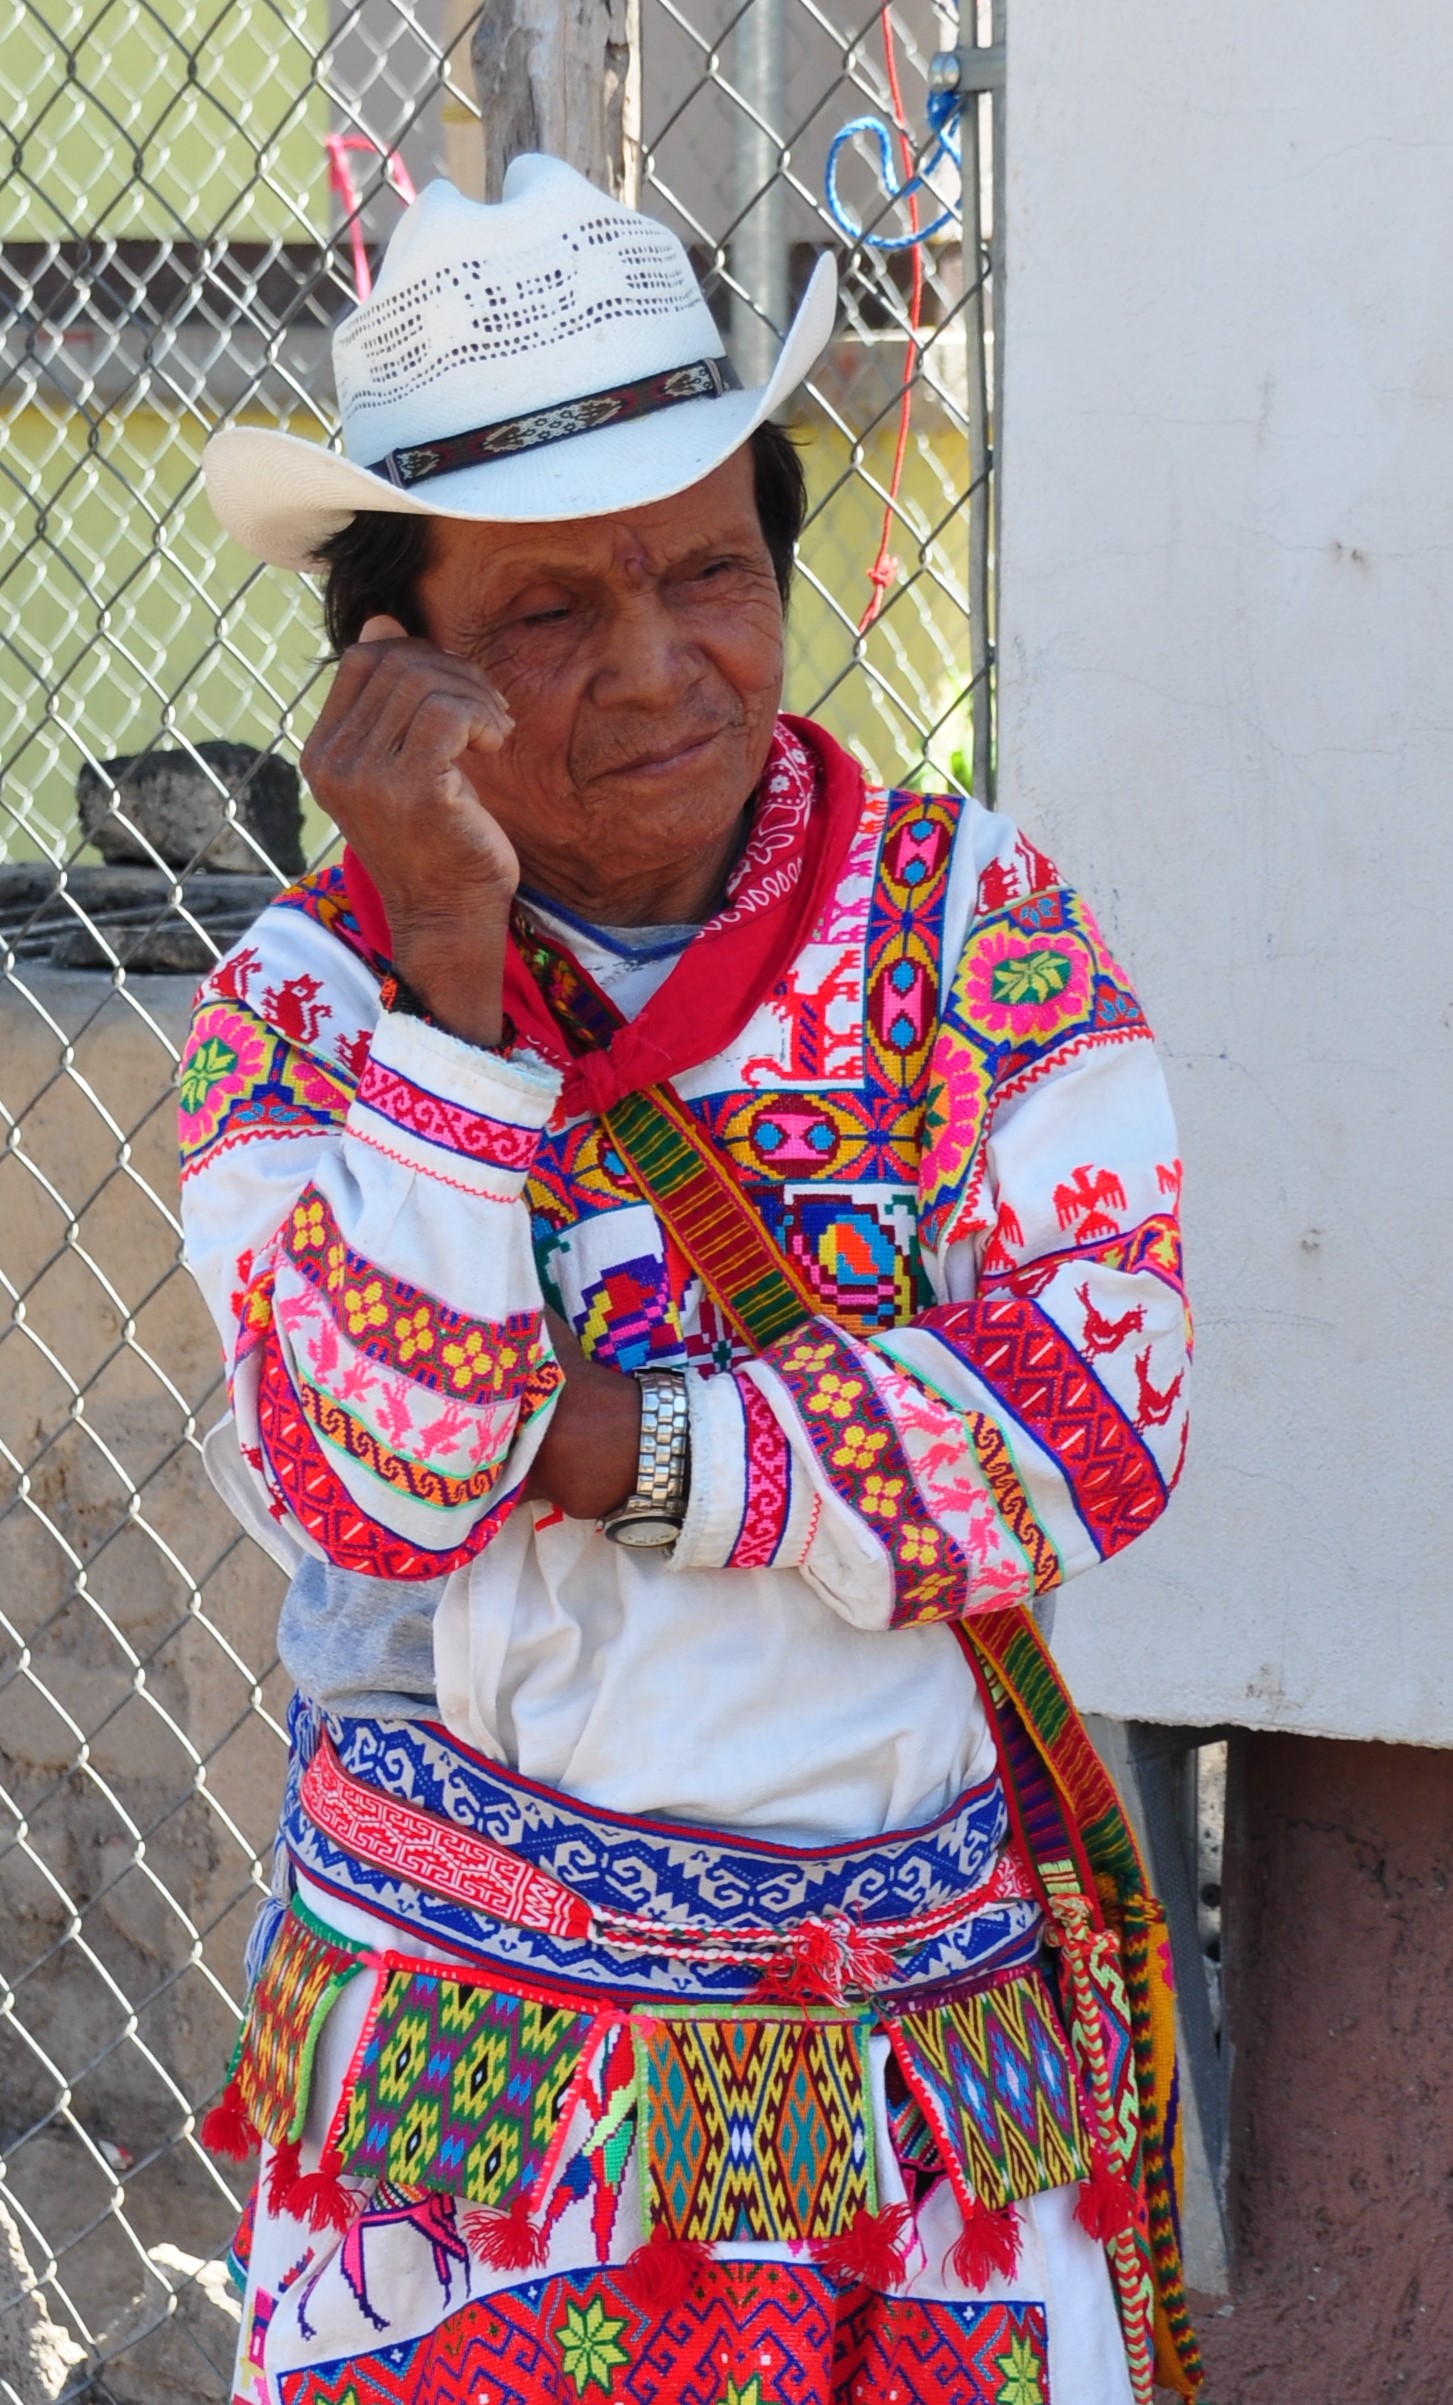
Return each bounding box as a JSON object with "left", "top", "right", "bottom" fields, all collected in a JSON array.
[
  {"left": 956, "top": 923, "right": 1092, "bottom": 1046},
  {"left": 177, "top": 1003, "right": 270, "bottom": 1151},
  {"left": 920, "top": 1024, "right": 992, "bottom": 1214}
]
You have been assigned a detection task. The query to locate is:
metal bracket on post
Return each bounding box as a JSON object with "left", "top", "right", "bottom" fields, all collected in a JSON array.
[
  {"left": 928, "top": 44, "right": 1006, "bottom": 96},
  {"left": 1086, "top": 1715, "right": 1233, "bottom": 2295}
]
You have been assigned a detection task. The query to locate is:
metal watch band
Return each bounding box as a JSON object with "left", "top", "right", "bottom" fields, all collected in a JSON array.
[{"left": 599, "top": 1369, "right": 690, "bottom": 1548}]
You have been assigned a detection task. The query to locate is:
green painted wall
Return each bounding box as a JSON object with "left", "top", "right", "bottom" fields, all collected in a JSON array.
[{"left": 0, "top": 0, "right": 327, "bottom": 241}]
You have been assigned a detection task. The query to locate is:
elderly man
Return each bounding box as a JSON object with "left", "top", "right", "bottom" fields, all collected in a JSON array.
[{"left": 184, "top": 157, "right": 1201, "bottom": 2405}]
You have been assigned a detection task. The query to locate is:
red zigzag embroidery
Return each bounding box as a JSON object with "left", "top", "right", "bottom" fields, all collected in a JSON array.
[{"left": 923, "top": 1293, "right": 1166, "bottom": 1558}]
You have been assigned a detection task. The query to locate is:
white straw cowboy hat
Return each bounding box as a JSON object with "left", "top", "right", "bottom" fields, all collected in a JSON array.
[{"left": 204, "top": 154, "right": 838, "bottom": 570}]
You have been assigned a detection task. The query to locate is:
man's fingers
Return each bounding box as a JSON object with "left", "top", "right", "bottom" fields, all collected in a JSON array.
[
  {"left": 355, "top": 664, "right": 508, "bottom": 774},
  {"left": 306, "top": 646, "right": 512, "bottom": 802},
  {"left": 352, "top": 617, "right": 513, "bottom": 741}
]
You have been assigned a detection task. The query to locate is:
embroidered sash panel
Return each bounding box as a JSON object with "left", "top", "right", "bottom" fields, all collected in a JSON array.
[
  {"left": 223, "top": 1897, "right": 1090, "bottom": 2247},
  {"left": 636, "top": 2011, "right": 873, "bottom": 2244},
  {"left": 282, "top": 1708, "right": 1042, "bottom": 2004},
  {"left": 338, "top": 1963, "right": 598, "bottom": 2207},
  {"left": 235, "top": 1902, "right": 366, "bottom": 2147},
  {"left": 885, "top": 1966, "right": 1089, "bottom": 2222}
]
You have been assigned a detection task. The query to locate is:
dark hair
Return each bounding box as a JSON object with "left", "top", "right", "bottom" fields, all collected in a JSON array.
[{"left": 316, "top": 419, "right": 808, "bottom": 655}]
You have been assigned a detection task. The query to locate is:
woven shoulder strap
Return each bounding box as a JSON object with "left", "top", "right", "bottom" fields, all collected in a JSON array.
[{"left": 515, "top": 914, "right": 822, "bottom": 1351}]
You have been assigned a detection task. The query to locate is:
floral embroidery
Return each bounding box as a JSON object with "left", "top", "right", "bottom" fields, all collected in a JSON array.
[
  {"left": 394, "top": 1306, "right": 435, "bottom": 1365},
  {"left": 804, "top": 1369, "right": 863, "bottom": 1422},
  {"left": 956, "top": 922, "right": 1091, "bottom": 1047},
  {"left": 990, "top": 947, "right": 1072, "bottom": 1008},
  {"left": 290, "top": 1196, "right": 329, "bottom": 1251},
  {"left": 341, "top": 1276, "right": 389, "bottom": 1337},
  {"left": 899, "top": 1523, "right": 942, "bottom": 1566},
  {"left": 996, "top": 2331, "right": 1049, "bottom": 2404},
  {"left": 178, "top": 1004, "right": 272, "bottom": 1153},
  {"left": 178, "top": 995, "right": 354, "bottom": 1179},
  {"left": 918, "top": 886, "right": 1151, "bottom": 1253},
  {"left": 832, "top": 1424, "right": 887, "bottom": 1472},
  {"left": 279, "top": 1186, "right": 551, "bottom": 1406},
  {"left": 770, "top": 1323, "right": 971, "bottom": 1625},
  {"left": 441, "top": 1329, "right": 520, "bottom": 1391},
  {"left": 556, "top": 2293, "right": 631, "bottom": 2396},
  {"left": 860, "top": 1471, "right": 905, "bottom": 1520}
]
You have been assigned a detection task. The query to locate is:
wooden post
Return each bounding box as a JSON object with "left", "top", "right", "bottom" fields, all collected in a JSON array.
[{"left": 470, "top": 0, "right": 641, "bottom": 202}]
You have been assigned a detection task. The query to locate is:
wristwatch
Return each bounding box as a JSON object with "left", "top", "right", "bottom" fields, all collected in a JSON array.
[{"left": 599, "top": 1369, "right": 690, "bottom": 1549}]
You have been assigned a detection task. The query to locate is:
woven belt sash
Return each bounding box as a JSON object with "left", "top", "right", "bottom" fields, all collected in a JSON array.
[
  {"left": 212, "top": 1890, "right": 1091, "bottom": 2253},
  {"left": 300, "top": 1733, "right": 1037, "bottom": 1998}
]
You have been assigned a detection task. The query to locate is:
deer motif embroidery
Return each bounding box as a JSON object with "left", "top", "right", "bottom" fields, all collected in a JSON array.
[
  {"left": 334, "top": 1027, "right": 372, "bottom": 1081},
  {"left": 298, "top": 2188, "right": 470, "bottom": 2337},
  {"left": 262, "top": 972, "right": 331, "bottom": 1049},
  {"left": 743, "top": 950, "right": 863, "bottom": 1085},
  {"left": 208, "top": 943, "right": 261, "bottom": 1004}
]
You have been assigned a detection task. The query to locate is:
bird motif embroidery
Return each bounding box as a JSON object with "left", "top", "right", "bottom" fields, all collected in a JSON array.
[
  {"left": 1077, "top": 1283, "right": 1145, "bottom": 1358},
  {"left": 1133, "top": 1347, "right": 1184, "bottom": 1430},
  {"left": 1053, "top": 1164, "right": 1128, "bottom": 1244}
]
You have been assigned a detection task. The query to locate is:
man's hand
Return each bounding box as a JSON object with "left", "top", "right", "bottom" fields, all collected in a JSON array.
[
  {"left": 527, "top": 1309, "right": 643, "bottom": 1522},
  {"left": 300, "top": 613, "right": 518, "bottom": 1048}
]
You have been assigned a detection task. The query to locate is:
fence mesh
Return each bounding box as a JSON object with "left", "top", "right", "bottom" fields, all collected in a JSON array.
[{"left": 0, "top": 3, "right": 999, "bottom": 2393}]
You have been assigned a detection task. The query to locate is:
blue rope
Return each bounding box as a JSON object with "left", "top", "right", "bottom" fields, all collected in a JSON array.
[{"left": 824, "top": 85, "right": 962, "bottom": 251}]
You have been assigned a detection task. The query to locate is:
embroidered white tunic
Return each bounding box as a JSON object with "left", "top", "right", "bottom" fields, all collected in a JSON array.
[
  {"left": 182, "top": 746, "right": 1186, "bottom": 2405},
  {"left": 182, "top": 772, "right": 1187, "bottom": 1849}
]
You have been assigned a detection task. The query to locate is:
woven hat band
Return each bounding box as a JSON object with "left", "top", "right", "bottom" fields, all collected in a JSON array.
[{"left": 368, "top": 356, "right": 744, "bottom": 491}]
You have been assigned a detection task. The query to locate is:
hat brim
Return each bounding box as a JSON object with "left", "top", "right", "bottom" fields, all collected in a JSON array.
[{"left": 203, "top": 257, "right": 837, "bottom": 571}]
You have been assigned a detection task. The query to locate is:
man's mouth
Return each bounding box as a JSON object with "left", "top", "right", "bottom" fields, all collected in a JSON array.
[{"left": 606, "top": 725, "right": 730, "bottom": 778}]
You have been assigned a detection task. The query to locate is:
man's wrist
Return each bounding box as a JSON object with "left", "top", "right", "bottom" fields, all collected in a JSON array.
[{"left": 388, "top": 911, "right": 513, "bottom": 1050}]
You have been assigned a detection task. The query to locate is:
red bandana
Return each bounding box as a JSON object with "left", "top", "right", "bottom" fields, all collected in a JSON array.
[{"left": 341, "top": 714, "right": 866, "bottom": 1117}]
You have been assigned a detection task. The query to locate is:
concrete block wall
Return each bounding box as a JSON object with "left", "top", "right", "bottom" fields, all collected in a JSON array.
[{"left": 0, "top": 969, "right": 287, "bottom": 2395}]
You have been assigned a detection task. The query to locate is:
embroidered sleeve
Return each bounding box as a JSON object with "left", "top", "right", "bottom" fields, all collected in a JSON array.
[
  {"left": 180, "top": 900, "right": 565, "bottom": 1578},
  {"left": 715, "top": 858, "right": 1190, "bottom": 1630}
]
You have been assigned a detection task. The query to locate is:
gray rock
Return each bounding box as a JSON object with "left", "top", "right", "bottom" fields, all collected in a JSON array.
[
  {"left": 76, "top": 741, "right": 304, "bottom": 877},
  {"left": 0, "top": 2192, "right": 88, "bottom": 2402},
  {"left": 0, "top": 863, "right": 280, "bottom": 974}
]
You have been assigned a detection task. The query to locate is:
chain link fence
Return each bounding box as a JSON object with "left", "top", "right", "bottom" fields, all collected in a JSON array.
[{"left": 0, "top": 2, "right": 998, "bottom": 2393}]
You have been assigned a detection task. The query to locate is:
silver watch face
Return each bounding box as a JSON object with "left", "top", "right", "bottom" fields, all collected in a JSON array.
[{"left": 602, "top": 1512, "right": 682, "bottom": 1549}]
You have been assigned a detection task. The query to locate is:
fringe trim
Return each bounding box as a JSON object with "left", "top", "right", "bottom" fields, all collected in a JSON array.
[{"left": 948, "top": 2197, "right": 1021, "bottom": 2290}]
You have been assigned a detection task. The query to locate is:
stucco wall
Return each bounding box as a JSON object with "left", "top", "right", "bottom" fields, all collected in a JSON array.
[
  {"left": 1200, "top": 1734, "right": 1453, "bottom": 2399},
  {"left": 999, "top": 0, "right": 1453, "bottom": 1741}
]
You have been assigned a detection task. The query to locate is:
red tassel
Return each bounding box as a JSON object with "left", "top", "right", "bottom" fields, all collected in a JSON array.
[
  {"left": 279, "top": 2145, "right": 358, "bottom": 2235},
  {"left": 842, "top": 1930, "right": 899, "bottom": 1993},
  {"left": 753, "top": 1921, "right": 849, "bottom": 2005},
  {"left": 1075, "top": 2148, "right": 1139, "bottom": 2244},
  {"left": 264, "top": 2137, "right": 302, "bottom": 2215},
  {"left": 199, "top": 2079, "right": 258, "bottom": 2163},
  {"left": 812, "top": 2202, "right": 915, "bottom": 2291},
  {"left": 461, "top": 2191, "right": 549, "bottom": 2271},
  {"left": 620, "top": 2227, "right": 713, "bottom": 2314},
  {"left": 948, "top": 2197, "right": 1021, "bottom": 2291}
]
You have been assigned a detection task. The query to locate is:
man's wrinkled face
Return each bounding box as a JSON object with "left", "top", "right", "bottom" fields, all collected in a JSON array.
[{"left": 415, "top": 445, "right": 784, "bottom": 905}]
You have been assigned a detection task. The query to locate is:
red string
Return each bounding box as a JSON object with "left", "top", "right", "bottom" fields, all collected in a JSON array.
[
  {"left": 858, "top": 5, "right": 925, "bottom": 633},
  {"left": 325, "top": 135, "right": 419, "bottom": 302}
]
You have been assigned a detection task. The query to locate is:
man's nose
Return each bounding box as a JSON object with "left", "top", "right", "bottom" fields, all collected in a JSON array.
[{"left": 591, "top": 589, "right": 698, "bottom": 711}]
